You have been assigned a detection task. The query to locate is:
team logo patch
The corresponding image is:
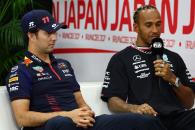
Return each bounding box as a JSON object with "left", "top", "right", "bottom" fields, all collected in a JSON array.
[
  {"left": 58, "top": 63, "right": 67, "bottom": 69},
  {"left": 11, "top": 66, "right": 18, "bottom": 73},
  {"left": 33, "top": 66, "right": 44, "bottom": 73},
  {"left": 162, "top": 54, "right": 168, "bottom": 62},
  {"left": 133, "top": 55, "right": 141, "bottom": 62},
  {"left": 23, "top": 56, "right": 33, "bottom": 66},
  {"left": 9, "top": 76, "right": 18, "bottom": 83}
]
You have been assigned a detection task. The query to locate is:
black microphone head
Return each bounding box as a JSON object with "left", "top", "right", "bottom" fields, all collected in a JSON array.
[{"left": 151, "top": 37, "right": 164, "bottom": 58}]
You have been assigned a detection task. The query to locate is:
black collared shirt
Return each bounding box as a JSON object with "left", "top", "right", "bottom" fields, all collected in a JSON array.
[{"left": 101, "top": 46, "right": 195, "bottom": 115}]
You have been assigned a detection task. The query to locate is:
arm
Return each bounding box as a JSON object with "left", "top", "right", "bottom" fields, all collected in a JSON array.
[
  {"left": 154, "top": 60, "right": 195, "bottom": 109},
  {"left": 73, "top": 91, "right": 95, "bottom": 127},
  {"left": 12, "top": 98, "right": 95, "bottom": 128},
  {"left": 11, "top": 99, "right": 70, "bottom": 127},
  {"left": 167, "top": 74, "right": 194, "bottom": 109},
  {"left": 74, "top": 91, "right": 91, "bottom": 109},
  {"left": 108, "top": 97, "right": 157, "bottom": 116}
]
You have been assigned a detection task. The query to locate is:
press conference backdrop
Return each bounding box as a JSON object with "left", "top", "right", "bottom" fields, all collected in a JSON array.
[{"left": 52, "top": 0, "right": 195, "bottom": 82}]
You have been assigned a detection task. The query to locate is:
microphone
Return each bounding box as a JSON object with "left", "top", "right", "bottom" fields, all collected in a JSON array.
[
  {"left": 151, "top": 37, "right": 164, "bottom": 59},
  {"left": 151, "top": 37, "right": 164, "bottom": 92}
]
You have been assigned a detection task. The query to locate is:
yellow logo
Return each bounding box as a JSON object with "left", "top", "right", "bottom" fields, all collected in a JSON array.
[
  {"left": 23, "top": 56, "right": 33, "bottom": 66},
  {"left": 9, "top": 76, "right": 18, "bottom": 83}
]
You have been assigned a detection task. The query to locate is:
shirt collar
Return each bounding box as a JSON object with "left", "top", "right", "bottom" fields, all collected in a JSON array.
[
  {"left": 130, "top": 44, "right": 152, "bottom": 54},
  {"left": 24, "top": 51, "right": 57, "bottom": 65}
]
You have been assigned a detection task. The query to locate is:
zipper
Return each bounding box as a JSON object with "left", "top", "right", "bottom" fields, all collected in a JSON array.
[{"left": 48, "top": 64, "right": 61, "bottom": 80}]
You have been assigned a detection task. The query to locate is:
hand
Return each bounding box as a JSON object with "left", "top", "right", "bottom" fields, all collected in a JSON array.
[
  {"left": 134, "top": 103, "right": 158, "bottom": 116},
  {"left": 153, "top": 59, "right": 176, "bottom": 83},
  {"left": 67, "top": 107, "right": 95, "bottom": 128}
]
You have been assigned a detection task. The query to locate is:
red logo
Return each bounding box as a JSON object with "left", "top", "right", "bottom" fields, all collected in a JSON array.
[{"left": 42, "top": 16, "right": 50, "bottom": 23}]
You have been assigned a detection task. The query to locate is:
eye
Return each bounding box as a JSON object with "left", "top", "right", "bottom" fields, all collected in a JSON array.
[
  {"left": 156, "top": 22, "right": 161, "bottom": 27},
  {"left": 145, "top": 23, "right": 152, "bottom": 27}
]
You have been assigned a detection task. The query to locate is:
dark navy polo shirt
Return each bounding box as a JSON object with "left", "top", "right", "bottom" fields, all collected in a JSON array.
[{"left": 6, "top": 51, "right": 80, "bottom": 112}]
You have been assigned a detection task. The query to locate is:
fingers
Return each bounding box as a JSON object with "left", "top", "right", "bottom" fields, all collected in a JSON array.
[
  {"left": 79, "top": 109, "right": 95, "bottom": 118},
  {"left": 137, "top": 104, "right": 158, "bottom": 116},
  {"left": 153, "top": 60, "right": 169, "bottom": 76},
  {"left": 80, "top": 106, "right": 95, "bottom": 117},
  {"left": 76, "top": 117, "right": 95, "bottom": 128},
  {"left": 77, "top": 108, "right": 95, "bottom": 128}
]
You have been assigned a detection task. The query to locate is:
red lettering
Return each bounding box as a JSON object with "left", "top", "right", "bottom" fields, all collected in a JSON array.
[
  {"left": 62, "top": 33, "right": 80, "bottom": 40},
  {"left": 77, "top": 0, "right": 85, "bottom": 29},
  {"left": 119, "top": 0, "right": 132, "bottom": 31},
  {"left": 96, "top": 0, "right": 108, "bottom": 30},
  {"left": 112, "top": 35, "right": 136, "bottom": 44},
  {"left": 42, "top": 16, "right": 50, "bottom": 23},
  {"left": 186, "top": 41, "right": 195, "bottom": 49},
  {"left": 52, "top": 2, "right": 59, "bottom": 22},
  {"left": 134, "top": 0, "right": 145, "bottom": 10},
  {"left": 149, "top": 0, "right": 156, "bottom": 6},
  {"left": 161, "top": 0, "right": 178, "bottom": 34},
  {"left": 183, "top": 0, "right": 195, "bottom": 34},
  {"left": 68, "top": 0, "right": 76, "bottom": 28},
  {"left": 64, "top": 1, "right": 67, "bottom": 26},
  {"left": 164, "top": 39, "right": 175, "bottom": 48},
  {"left": 85, "top": 0, "right": 95, "bottom": 29},
  {"left": 111, "top": 0, "right": 119, "bottom": 31},
  {"left": 85, "top": 34, "right": 106, "bottom": 41}
]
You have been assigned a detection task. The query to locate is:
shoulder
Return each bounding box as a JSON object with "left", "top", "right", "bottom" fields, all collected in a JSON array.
[
  {"left": 9, "top": 60, "right": 27, "bottom": 74},
  {"left": 110, "top": 46, "right": 138, "bottom": 63},
  {"left": 163, "top": 49, "right": 182, "bottom": 60},
  {"left": 54, "top": 58, "right": 73, "bottom": 69}
]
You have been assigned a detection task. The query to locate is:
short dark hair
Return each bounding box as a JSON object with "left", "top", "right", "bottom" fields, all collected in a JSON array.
[{"left": 133, "top": 5, "right": 157, "bottom": 23}]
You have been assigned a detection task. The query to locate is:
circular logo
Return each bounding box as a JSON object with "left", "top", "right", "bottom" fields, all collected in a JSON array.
[{"left": 133, "top": 55, "right": 141, "bottom": 62}]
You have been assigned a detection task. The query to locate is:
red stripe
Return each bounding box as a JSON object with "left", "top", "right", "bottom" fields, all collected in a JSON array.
[
  {"left": 48, "top": 64, "right": 61, "bottom": 80},
  {"left": 192, "top": 78, "right": 195, "bottom": 81},
  {"left": 53, "top": 48, "right": 117, "bottom": 54}
]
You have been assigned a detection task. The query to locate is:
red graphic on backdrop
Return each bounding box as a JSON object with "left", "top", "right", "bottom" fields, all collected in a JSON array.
[{"left": 53, "top": 0, "right": 195, "bottom": 34}]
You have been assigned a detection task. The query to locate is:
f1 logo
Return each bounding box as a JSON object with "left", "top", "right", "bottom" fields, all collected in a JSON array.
[
  {"left": 29, "top": 22, "right": 34, "bottom": 27},
  {"left": 42, "top": 16, "right": 50, "bottom": 23}
]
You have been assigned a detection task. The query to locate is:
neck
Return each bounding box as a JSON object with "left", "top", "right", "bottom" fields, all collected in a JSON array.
[
  {"left": 135, "top": 37, "right": 150, "bottom": 47},
  {"left": 28, "top": 49, "right": 51, "bottom": 64}
]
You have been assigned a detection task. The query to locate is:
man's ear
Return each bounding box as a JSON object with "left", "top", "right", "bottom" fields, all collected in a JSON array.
[
  {"left": 27, "top": 32, "right": 36, "bottom": 41},
  {"left": 133, "top": 23, "right": 138, "bottom": 32}
]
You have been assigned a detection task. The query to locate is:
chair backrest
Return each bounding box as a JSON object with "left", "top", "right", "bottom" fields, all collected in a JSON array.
[
  {"left": 0, "top": 86, "right": 20, "bottom": 130},
  {"left": 0, "top": 83, "right": 110, "bottom": 130},
  {"left": 80, "top": 82, "right": 111, "bottom": 115}
]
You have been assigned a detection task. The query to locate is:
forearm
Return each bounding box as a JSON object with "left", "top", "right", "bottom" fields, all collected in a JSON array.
[
  {"left": 15, "top": 110, "right": 69, "bottom": 127},
  {"left": 169, "top": 76, "right": 195, "bottom": 109},
  {"left": 108, "top": 97, "right": 138, "bottom": 113},
  {"left": 74, "top": 91, "right": 90, "bottom": 108},
  {"left": 173, "top": 85, "right": 195, "bottom": 109}
]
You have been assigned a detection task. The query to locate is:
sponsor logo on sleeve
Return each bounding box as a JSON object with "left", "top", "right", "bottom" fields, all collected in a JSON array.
[
  {"left": 11, "top": 66, "right": 18, "bottom": 73},
  {"left": 23, "top": 57, "right": 33, "bottom": 66},
  {"left": 9, "top": 86, "right": 19, "bottom": 92},
  {"left": 9, "top": 76, "right": 18, "bottom": 83},
  {"left": 102, "top": 71, "right": 110, "bottom": 88}
]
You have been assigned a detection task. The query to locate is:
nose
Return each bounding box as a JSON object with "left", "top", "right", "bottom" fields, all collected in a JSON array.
[
  {"left": 152, "top": 25, "right": 158, "bottom": 33},
  {"left": 50, "top": 32, "right": 57, "bottom": 41}
]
